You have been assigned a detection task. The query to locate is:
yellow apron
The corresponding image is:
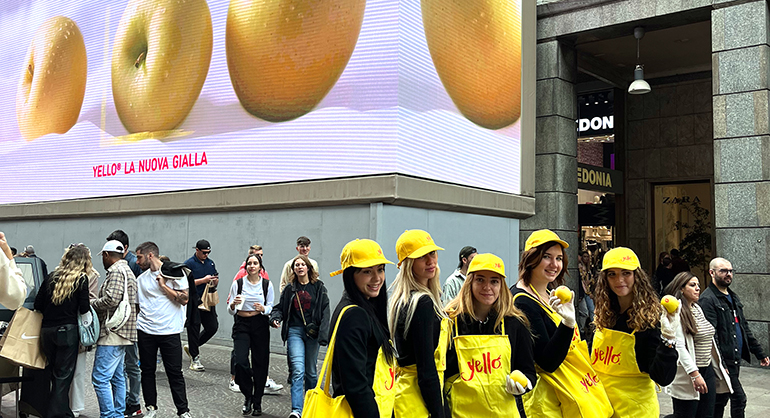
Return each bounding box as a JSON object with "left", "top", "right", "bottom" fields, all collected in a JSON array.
[
  {"left": 393, "top": 317, "right": 451, "bottom": 418},
  {"left": 373, "top": 344, "right": 397, "bottom": 418},
  {"left": 514, "top": 292, "right": 613, "bottom": 418},
  {"left": 445, "top": 317, "right": 520, "bottom": 417},
  {"left": 592, "top": 328, "right": 658, "bottom": 418}
]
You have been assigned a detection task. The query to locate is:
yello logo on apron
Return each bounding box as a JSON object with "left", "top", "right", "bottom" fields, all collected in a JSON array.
[
  {"left": 592, "top": 345, "right": 622, "bottom": 366},
  {"left": 461, "top": 351, "right": 503, "bottom": 381}
]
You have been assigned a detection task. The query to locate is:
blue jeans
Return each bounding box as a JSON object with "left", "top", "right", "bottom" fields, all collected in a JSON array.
[
  {"left": 92, "top": 345, "right": 127, "bottom": 418},
  {"left": 124, "top": 342, "right": 141, "bottom": 407},
  {"left": 287, "top": 326, "right": 320, "bottom": 414}
]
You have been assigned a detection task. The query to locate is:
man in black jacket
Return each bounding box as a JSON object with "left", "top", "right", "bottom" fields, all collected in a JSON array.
[{"left": 699, "top": 257, "right": 769, "bottom": 418}]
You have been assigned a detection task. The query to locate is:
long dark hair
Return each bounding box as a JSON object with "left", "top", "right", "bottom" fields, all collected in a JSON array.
[
  {"left": 518, "top": 242, "right": 569, "bottom": 289},
  {"left": 663, "top": 271, "right": 698, "bottom": 336},
  {"left": 341, "top": 266, "right": 395, "bottom": 363}
]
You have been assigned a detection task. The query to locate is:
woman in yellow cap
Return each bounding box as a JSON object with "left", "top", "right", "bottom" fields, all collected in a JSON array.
[
  {"left": 389, "top": 229, "right": 449, "bottom": 418},
  {"left": 511, "top": 229, "right": 613, "bottom": 418},
  {"left": 592, "top": 247, "right": 679, "bottom": 418},
  {"left": 326, "top": 239, "right": 397, "bottom": 418},
  {"left": 444, "top": 253, "right": 536, "bottom": 417}
]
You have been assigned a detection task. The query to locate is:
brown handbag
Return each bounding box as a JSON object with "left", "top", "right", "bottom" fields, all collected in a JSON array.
[
  {"left": 0, "top": 307, "right": 47, "bottom": 369},
  {"left": 198, "top": 282, "right": 219, "bottom": 311}
]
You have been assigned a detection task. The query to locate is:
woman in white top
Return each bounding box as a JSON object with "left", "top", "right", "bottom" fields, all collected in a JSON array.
[
  {"left": 663, "top": 271, "right": 732, "bottom": 418},
  {"left": 227, "top": 253, "right": 275, "bottom": 417}
]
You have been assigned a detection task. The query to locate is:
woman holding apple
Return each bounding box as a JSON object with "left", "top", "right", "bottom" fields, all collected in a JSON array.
[
  {"left": 226, "top": 253, "right": 275, "bottom": 416},
  {"left": 388, "top": 230, "right": 450, "bottom": 418},
  {"left": 326, "top": 239, "right": 397, "bottom": 418},
  {"left": 511, "top": 230, "right": 613, "bottom": 418},
  {"left": 663, "top": 272, "right": 732, "bottom": 418},
  {"left": 443, "top": 253, "right": 537, "bottom": 418},
  {"left": 592, "top": 247, "right": 679, "bottom": 418}
]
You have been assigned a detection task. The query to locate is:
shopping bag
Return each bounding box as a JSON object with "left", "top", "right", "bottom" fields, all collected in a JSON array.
[
  {"left": 198, "top": 282, "right": 219, "bottom": 311},
  {"left": 0, "top": 307, "right": 46, "bottom": 369},
  {"left": 302, "top": 305, "right": 354, "bottom": 418}
]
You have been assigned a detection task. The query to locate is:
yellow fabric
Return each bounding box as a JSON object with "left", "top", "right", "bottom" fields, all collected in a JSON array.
[
  {"left": 303, "top": 305, "right": 355, "bottom": 417},
  {"left": 600, "top": 247, "right": 640, "bottom": 271},
  {"left": 445, "top": 318, "right": 519, "bottom": 417},
  {"left": 393, "top": 317, "right": 451, "bottom": 418},
  {"left": 467, "top": 253, "right": 506, "bottom": 278},
  {"left": 524, "top": 229, "right": 569, "bottom": 251},
  {"left": 592, "top": 328, "right": 658, "bottom": 418},
  {"left": 514, "top": 292, "right": 613, "bottom": 418},
  {"left": 330, "top": 239, "right": 393, "bottom": 277},
  {"left": 373, "top": 346, "right": 397, "bottom": 418}
]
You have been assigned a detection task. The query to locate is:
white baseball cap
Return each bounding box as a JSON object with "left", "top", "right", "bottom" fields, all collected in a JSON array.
[{"left": 99, "top": 240, "right": 125, "bottom": 255}]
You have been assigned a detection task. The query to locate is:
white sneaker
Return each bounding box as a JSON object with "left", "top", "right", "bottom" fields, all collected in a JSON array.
[
  {"left": 265, "top": 377, "right": 283, "bottom": 394},
  {"left": 288, "top": 412, "right": 301, "bottom": 418},
  {"left": 178, "top": 412, "right": 192, "bottom": 418},
  {"left": 189, "top": 355, "right": 205, "bottom": 372},
  {"left": 229, "top": 378, "right": 241, "bottom": 393},
  {"left": 144, "top": 406, "right": 157, "bottom": 418}
]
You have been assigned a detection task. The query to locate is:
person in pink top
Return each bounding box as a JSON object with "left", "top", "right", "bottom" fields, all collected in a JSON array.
[{"left": 229, "top": 245, "right": 282, "bottom": 395}]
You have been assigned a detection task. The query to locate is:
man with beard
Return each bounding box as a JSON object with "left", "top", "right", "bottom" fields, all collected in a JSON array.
[{"left": 700, "top": 257, "right": 769, "bottom": 418}]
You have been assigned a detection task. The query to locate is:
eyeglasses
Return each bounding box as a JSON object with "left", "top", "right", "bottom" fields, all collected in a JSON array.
[
  {"left": 200, "top": 250, "right": 211, "bottom": 254},
  {"left": 67, "top": 243, "right": 85, "bottom": 249},
  {"left": 717, "top": 269, "right": 734, "bottom": 275}
]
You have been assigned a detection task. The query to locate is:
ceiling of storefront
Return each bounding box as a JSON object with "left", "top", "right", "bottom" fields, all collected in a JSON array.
[{"left": 575, "top": 20, "right": 712, "bottom": 86}]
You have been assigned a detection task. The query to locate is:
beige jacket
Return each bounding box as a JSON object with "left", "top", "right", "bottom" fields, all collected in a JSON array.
[{"left": 0, "top": 252, "right": 26, "bottom": 310}]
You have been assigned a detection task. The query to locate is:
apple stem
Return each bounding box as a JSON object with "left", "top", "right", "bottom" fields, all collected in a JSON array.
[{"left": 135, "top": 51, "right": 146, "bottom": 69}]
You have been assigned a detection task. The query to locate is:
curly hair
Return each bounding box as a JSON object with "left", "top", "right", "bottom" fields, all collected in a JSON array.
[
  {"left": 50, "top": 244, "right": 91, "bottom": 305},
  {"left": 445, "top": 271, "right": 528, "bottom": 332},
  {"left": 593, "top": 267, "right": 662, "bottom": 332},
  {"left": 518, "top": 242, "right": 569, "bottom": 289}
]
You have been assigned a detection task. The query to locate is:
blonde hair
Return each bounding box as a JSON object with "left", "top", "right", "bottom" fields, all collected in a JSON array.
[
  {"left": 593, "top": 267, "right": 662, "bottom": 332},
  {"left": 388, "top": 258, "right": 445, "bottom": 338},
  {"left": 445, "top": 271, "right": 528, "bottom": 331},
  {"left": 51, "top": 245, "right": 92, "bottom": 305}
]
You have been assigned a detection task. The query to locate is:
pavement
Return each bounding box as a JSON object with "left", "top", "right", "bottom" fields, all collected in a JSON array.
[{"left": 2, "top": 341, "right": 769, "bottom": 418}]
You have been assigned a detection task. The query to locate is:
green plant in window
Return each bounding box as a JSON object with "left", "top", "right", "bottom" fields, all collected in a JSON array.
[{"left": 673, "top": 199, "right": 712, "bottom": 275}]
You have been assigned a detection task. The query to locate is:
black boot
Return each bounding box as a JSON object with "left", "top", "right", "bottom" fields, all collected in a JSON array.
[
  {"left": 251, "top": 398, "right": 262, "bottom": 416},
  {"left": 242, "top": 398, "right": 253, "bottom": 416}
]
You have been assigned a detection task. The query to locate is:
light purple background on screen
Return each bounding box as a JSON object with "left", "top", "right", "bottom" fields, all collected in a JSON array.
[{"left": 0, "top": 0, "right": 520, "bottom": 204}]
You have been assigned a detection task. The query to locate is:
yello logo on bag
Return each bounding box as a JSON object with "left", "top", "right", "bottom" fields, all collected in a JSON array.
[
  {"left": 578, "top": 372, "right": 601, "bottom": 393},
  {"left": 461, "top": 351, "right": 502, "bottom": 381},
  {"left": 592, "top": 345, "right": 621, "bottom": 366}
]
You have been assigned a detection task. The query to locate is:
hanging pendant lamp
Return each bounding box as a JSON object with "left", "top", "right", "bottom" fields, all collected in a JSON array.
[{"left": 628, "top": 27, "right": 651, "bottom": 95}]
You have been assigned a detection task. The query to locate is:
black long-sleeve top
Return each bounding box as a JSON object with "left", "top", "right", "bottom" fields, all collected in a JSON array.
[
  {"left": 609, "top": 310, "right": 678, "bottom": 386},
  {"left": 34, "top": 272, "right": 90, "bottom": 328},
  {"left": 445, "top": 311, "right": 537, "bottom": 387},
  {"left": 330, "top": 294, "right": 387, "bottom": 417},
  {"left": 511, "top": 287, "right": 574, "bottom": 373},
  {"left": 394, "top": 294, "right": 444, "bottom": 418}
]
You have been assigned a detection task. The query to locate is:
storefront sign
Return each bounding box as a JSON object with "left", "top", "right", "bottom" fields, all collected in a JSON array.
[
  {"left": 577, "top": 163, "right": 623, "bottom": 194},
  {"left": 577, "top": 91, "right": 613, "bottom": 137}
]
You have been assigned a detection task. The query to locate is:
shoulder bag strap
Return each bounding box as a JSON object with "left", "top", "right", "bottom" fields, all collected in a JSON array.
[{"left": 316, "top": 304, "right": 356, "bottom": 395}]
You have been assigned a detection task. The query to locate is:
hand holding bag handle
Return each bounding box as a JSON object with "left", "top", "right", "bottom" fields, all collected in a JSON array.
[{"left": 301, "top": 305, "right": 355, "bottom": 417}]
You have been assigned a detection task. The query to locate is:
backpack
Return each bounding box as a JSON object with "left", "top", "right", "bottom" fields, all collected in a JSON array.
[
  {"left": 78, "top": 305, "right": 100, "bottom": 347},
  {"left": 236, "top": 277, "right": 270, "bottom": 305}
]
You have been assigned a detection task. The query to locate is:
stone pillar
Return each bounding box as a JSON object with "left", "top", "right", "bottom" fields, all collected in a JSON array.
[
  {"left": 712, "top": 0, "right": 770, "bottom": 358},
  {"left": 523, "top": 40, "right": 579, "bottom": 286}
]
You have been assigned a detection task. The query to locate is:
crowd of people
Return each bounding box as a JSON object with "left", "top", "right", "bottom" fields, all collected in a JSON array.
[{"left": 0, "top": 228, "right": 768, "bottom": 418}]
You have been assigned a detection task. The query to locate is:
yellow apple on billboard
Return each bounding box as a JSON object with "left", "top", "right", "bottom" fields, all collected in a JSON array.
[
  {"left": 112, "top": 0, "right": 213, "bottom": 133},
  {"left": 226, "top": 0, "right": 366, "bottom": 122},
  {"left": 422, "top": 0, "right": 522, "bottom": 130},
  {"left": 16, "top": 16, "right": 87, "bottom": 141}
]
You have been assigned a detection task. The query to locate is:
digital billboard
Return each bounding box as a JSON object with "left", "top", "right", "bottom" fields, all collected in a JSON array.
[{"left": 0, "top": 0, "right": 522, "bottom": 205}]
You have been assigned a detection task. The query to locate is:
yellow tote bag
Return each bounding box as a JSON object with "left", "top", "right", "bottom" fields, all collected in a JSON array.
[
  {"left": 514, "top": 293, "right": 613, "bottom": 418},
  {"left": 372, "top": 345, "right": 397, "bottom": 418},
  {"left": 303, "top": 305, "right": 354, "bottom": 418}
]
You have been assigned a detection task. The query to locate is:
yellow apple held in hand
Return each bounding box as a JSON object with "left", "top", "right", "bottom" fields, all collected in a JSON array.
[
  {"left": 422, "top": 0, "right": 522, "bottom": 129},
  {"left": 661, "top": 296, "right": 680, "bottom": 315},
  {"left": 16, "top": 16, "right": 87, "bottom": 141},
  {"left": 112, "top": 0, "right": 213, "bottom": 133},
  {"left": 509, "top": 370, "right": 527, "bottom": 387},
  {"left": 226, "top": 0, "right": 366, "bottom": 122},
  {"left": 553, "top": 285, "right": 572, "bottom": 304}
]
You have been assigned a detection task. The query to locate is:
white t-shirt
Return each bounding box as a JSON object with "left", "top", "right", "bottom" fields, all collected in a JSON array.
[
  {"left": 226, "top": 277, "right": 275, "bottom": 316},
  {"left": 137, "top": 268, "right": 189, "bottom": 335}
]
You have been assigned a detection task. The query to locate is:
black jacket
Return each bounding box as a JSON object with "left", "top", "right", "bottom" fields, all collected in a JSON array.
[
  {"left": 270, "top": 280, "right": 331, "bottom": 345},
  {"left": 699, "top": 283, "right": 766, "bottom": 368}
]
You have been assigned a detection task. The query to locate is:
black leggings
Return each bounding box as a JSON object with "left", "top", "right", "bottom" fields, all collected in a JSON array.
[
  {"left": 233, "top": 314, "right": 270, "bottom": 406},
  {"left": 672, "top": 364, "right": 716, "bottom": 418}
]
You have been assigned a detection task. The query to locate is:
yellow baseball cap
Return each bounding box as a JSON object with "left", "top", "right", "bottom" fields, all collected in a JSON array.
[
  {"left": 330, "top": 239, "right": 394, "bottom": 277},
  {"left": 524, "top": 229, "right": 569, "bottom": 251},
  {"left": 601, "top": 247, "right": 641, "bottom": 271},
  {"left": 395, "top": 229, "right": 444, "bottom": 267},
  {"left": 467, "top": 253, "right": 506, "bottom": 278}
]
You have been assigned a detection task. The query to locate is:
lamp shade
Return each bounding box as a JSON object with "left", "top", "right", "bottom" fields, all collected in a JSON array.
[{"left": 628, "top": 65, "right": 651, "bottom": 95}]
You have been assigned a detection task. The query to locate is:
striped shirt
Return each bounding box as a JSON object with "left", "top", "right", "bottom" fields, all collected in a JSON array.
[{"left": 692, "top": 303, "right": 715, "bottom": 367}]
